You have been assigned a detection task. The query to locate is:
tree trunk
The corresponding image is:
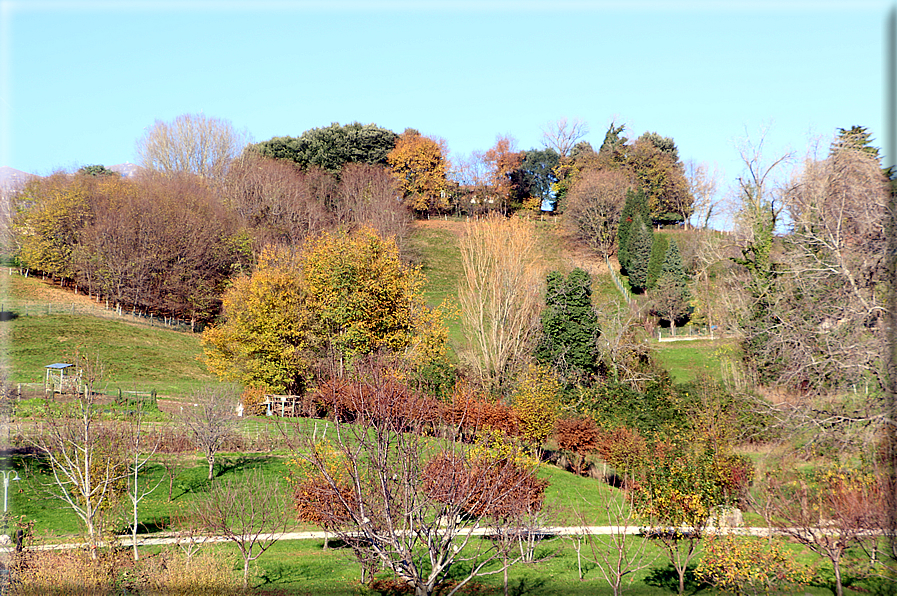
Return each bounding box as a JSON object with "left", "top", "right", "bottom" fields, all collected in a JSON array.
[
  {"left": 207, "top": 454, "right": 215, "bottom": 481},
  {"left": 833, "top": 559, "right": 843, "bottom": 596}
]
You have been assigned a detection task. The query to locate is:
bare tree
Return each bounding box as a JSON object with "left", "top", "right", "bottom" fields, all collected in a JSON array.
[
  {"left": 179, "top": 386, "right": 239, "bottom": 481},
  {"left": 542, "top": 117, "right": 589, "bottom": 158},
  {"left": 336, "top": 162, "right": 411, "bottom": 248},
  {"left": 189, "top": 468, "right": 291, "bottom": 590},
  {"left": 136, "top": 113, "right": 250, "bottom": 182},
  {"left": 684, "top": 159, "right": 722, "bottom": 229},
  {"left": 291, "top": 358, "right": 551, "bottom": 596},
  {"left": 125, "top": 398, "right": 164, "bottom": 560},
  {"left": 22, "top": 352, "right": 128, "bottom": 559},
  {"left": 458, "top": 215, "right": 545, "bottom": 395},
  {"left": 564, "top": 168, "right": 632, "bottom": 259},
  {"left": 574, "top": 492, "right": 657, "bottom": 596}
]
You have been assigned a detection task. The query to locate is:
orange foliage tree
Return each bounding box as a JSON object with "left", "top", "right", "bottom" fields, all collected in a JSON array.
[{"left": 387, "top": 128, "right": 450, "bottom": 213}]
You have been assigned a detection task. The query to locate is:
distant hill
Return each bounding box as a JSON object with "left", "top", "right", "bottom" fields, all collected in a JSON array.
[
  {"left": 0, "top": 166, "right": 35, "bottom": 195},
  {"left": 109, "top": 162, "right": 144, "bottom": 178}
]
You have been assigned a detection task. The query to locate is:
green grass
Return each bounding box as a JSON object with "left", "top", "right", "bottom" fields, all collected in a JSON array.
[
  {"left": 652, "top": 339, "right": 736, "bottom": 384},
  {"left": 6, "top": 314, "right": 217, "bottom": 396}
]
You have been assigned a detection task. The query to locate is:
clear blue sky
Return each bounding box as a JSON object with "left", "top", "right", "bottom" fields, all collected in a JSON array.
[{"left": 2, "top": 1, "right": 894, "bottom": 215}]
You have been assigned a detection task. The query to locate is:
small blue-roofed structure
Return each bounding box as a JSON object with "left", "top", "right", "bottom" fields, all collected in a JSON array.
[{"left": 44, "top": 363, "right": 81, "bottom": 395}]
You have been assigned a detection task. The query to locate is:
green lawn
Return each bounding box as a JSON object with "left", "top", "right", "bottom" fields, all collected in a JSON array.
[{"left": 652, "top": 339, "right": 737, "bottom": 384}]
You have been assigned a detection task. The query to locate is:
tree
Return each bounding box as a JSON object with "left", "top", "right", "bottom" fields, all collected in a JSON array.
[
  {"left": 624, "top": 213, "right": 653, "bottom": 293},
  {"left": 645, "top": 233, "right": 670, "bottom": 291},
  {"left": 221, "top": 152, "right": 332, "bottom": 247},
  {"left": 616, "top": 188, "right": 649, "bottom": 272},
  {"left": 291, "top": 360, "right": 550, "bottom": 596},
  {"left": 179, "top": 386, "right": 239, "bottom": 481},
  {"left": 754, "top": 464, "right": 882, "bottom": 596},
  {"left": 625, "top": 136, "right": 692, "bottom": 224},
  {"left": 13, "top": 173, "right": 90, "bottom": 281},
  {"left": 250, "top": 121, "right": 398, "bottom": 174},
  {"left": 511, "top": 364, "right": 562, "bottom": 452},
  {"left": 387, "top": 129, "right": 450, "bottom": 213},
  {"left": 203, "top": 229, "right": 447, "bottom": 389},
  {"left": 190, "top": 468, "right": 291, "bottom": 589},
  {"left": 77, "top": 164, "right": 119, "bottom": 177},
  {"left": 554, "top": 416, "right": 600, "bottom": 476},
  {"left": 458, "top": 215, "right": 544, "bottom": 395},
  {"left": 136, "top": 113, "right": 249, "bottom": 182},
  {"left": 22, "top": 352, "right": 128, "bottom": 559},
  {"left": 300, "top": 227, "right": 446, "bottom": 377},
  {"left": 482, "top": 135, "right": 524, "bottom": 212},
  {"left": 684, "top": 159, "right": 722, "bottom": 229},
  {"left": 125, "top": 398, "right": 164, "bottom": 560},
  {"left": 535, "top": 269, "right": 601, "bottom": 383},
  {"left": 651, "top": 241, "right": 691, "bottom": 331},
  {"left": 517, "top": 148, "right": 560, "bottom": 201},
  {"left": 564, "top": 168, "right": 632, "bottom": 259},
  {"left": 335, "top": 163, "right": 411, "bottom": 247},
  {"left": 202, "top": 246, "right": 313, "bottom": 393},
  {"left": 574, "top": 491, "right": 658, "bottom": 595},
  {"left": 542, "top": 117, "right": 589, "bottom": 158},
  {"left": 634, "top": 438, "right": 750, "bottom": 596},
  {"left": 696, "top": 535, "right": 811, "bottom": 596}
]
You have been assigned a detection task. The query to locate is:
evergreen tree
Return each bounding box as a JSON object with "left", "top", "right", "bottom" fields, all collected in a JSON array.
[
  {"left": 625, "top": 213, "right": 653, "bottom": 293},
  {"left": 616, "top": 188, "right": 649, "bottom": 272},
  {"left": 535, "top": 268, "right": 601, "bottom": 384},
  {"left": 646, "top": 233, "right": 670, "bottom": 290},
  {"left": 651, "top": 240, "right": 691, "bottom": 331}
]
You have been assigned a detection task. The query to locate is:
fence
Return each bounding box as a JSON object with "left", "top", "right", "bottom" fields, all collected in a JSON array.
[
  {"left": 605, "top": 258, "right": 633, "bottom": 305},
  {"left": 0, "top": 299, "right": 201, "bottom": 333},
  {"left": 656, "top": 325, "right": 721, "bottom": 342}
]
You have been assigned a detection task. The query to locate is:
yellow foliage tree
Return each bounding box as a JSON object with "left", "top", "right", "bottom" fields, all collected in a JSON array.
[
  {"left": 511, "top": 364, "right": 562, "bottom": 450},
  {"left": 203, "top": 229, "right": 448, "bottom": 391},
  {"left": 202, "top": 246, "right": 312, "bottom": 394}
]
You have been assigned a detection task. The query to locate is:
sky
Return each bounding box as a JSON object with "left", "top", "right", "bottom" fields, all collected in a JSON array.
[{"left": 2, "top": 0, "right": 895, "bottom": 225}]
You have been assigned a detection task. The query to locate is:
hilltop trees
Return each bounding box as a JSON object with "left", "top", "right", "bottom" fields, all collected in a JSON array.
[
  {"left": 387, "top": 129, "right": 451, "bottom": 213},
  {"left": 136, "top": 113, "right": 250, "bottom": 182},
  {"left": 249, "top": 122, "right": 398, "bottom": 175}
]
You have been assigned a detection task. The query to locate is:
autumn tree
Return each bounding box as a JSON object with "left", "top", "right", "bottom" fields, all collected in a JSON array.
[
  {"left": 684, "top": 159, "right": 722, "bottom": 229},
  {"left": 291, "top": 360, "right": 550, "bottom": 596},
  {"left": 482, "top": 135, "right": 524, "bottom": 212},
  {"left": 511, "top": 364, "right": 562, "bottom": 452},
  {"left": 202, "top": 246, "right": 312, "bottom": 393},
  {"left": 753, "top": 464, "right": 882, "bottom": 596},
  {"left": 387, "top": 129, "right": 450, "bottom": 213},
  {"left": 554, "top": 416, "right": 600, "bottom": 475},
  {"left": 301, "top": 227, "right": 447, "bottom": 377},
  {"left": 458, "top": 215, "right": 544, "bottom": 395},
  {"left": 564, "top": 168, "right": 632, "bottom": 259},
  {"left": 12, "top": 173, "right": 90, "bottom": 281},
  {"left": 136, "top": 113, "right": 249, "bottom": 182},
  {"left": 335, "top": 162, "right": 411, "bottom": 249},
  {"left": 221, "top": 152, "right": 331, "bottom": 247},
  {"left": 203, "top": 229, "right": 447, "bottom": 389},
  {"left": 625, "top": 134, "right": 693, "bottom": 224}
]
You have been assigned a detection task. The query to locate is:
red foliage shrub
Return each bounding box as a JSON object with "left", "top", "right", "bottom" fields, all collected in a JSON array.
[{"left": 554, "top": 416, "right": 600, "bottom": 474}]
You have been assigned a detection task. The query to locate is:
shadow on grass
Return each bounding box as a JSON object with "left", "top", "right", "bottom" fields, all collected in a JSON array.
[{"left": 643, "top": 564, "right": 708, "bottom": 594}]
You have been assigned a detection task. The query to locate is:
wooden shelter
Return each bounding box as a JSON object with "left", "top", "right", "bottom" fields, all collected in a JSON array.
[{"left": 44, "top": 363, "right": 81, "bottom": 395}]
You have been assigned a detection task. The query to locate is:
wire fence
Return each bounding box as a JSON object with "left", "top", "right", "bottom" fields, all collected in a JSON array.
[{"left": 0, "top": 298, "right": 201, "bottom": 333}]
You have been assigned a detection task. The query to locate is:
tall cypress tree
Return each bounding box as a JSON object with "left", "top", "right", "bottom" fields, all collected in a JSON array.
[
  {"left": 646, "top": 233, "right": 670, "bottom": 290},
  {"left": 617, "top": 188, "right": 650, "bottom": 272},
  {"left": 625, "top": 213, "right": 654, "bottom": 293}
]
